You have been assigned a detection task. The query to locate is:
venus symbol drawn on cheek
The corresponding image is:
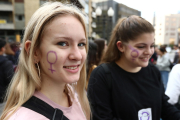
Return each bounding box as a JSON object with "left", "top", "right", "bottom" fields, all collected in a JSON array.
[
  {"left": 47, "top": 51, "right": 57, "bottom": 73},
  {"left": 128, "top": 45, "right": 139, "bottom": 61}
]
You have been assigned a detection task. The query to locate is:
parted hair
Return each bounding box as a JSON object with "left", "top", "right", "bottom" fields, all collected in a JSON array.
[
  {"left": 101, "top": 15, "right": 154, "bottom": 63},
  {"left": 0, "top": 2, "right": 90, "bottom": 120}
]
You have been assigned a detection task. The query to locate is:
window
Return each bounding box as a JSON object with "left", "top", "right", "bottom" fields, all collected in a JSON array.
[
  {"left": 171, "top": 28, "right": 175, "bottom": 31},
  {"left": 170, "top": 33, "right": 175, "bottom": 36},
  {"left": 173, "top": 18, "right": 176, "bottom": 21},
  {"left": 16, "top": 15, "right": 24, "bottom": 21},
  {"left": 169, "top": 38, "right": 175, "bottom": 44}
]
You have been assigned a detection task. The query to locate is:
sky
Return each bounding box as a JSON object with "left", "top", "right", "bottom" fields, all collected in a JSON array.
[{"left": 113, "top": 0, "right": 180, "bottom": 23}]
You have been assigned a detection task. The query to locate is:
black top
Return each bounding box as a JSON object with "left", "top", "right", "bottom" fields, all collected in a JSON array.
[
  {"left": 0, "top": 55, "right": 14, "bottom": 103},
  {"left": 87, "top": 62, "right": 180, "bottom": 120}
]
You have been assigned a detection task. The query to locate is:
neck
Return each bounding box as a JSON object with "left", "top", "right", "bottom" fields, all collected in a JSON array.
[
  {"left": 40, "top": 77, "right": 70, "bottom": 107},
  {"left": 115, "top": 58, "right": 141, "bottom": 73}
]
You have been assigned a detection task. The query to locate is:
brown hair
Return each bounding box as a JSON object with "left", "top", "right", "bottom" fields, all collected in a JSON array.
[
  {"left": 101, "top": 15, "right": 154, "bottom": 63},
  {"left": 94, "top": 38, "right": 106, "bottom": 65}
]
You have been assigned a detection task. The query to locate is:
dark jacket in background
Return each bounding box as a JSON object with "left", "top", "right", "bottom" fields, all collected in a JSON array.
[{"left": 0, "top": 55, "right": 14, "bottom": 103}]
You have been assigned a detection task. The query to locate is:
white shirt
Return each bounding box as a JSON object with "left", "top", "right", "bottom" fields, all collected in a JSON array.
[
  {"left": 156, "top": 54, "right": 170, "bottom": 71},
  {"left": 165, "top": 64, "right": 180, "bottom": 105}
]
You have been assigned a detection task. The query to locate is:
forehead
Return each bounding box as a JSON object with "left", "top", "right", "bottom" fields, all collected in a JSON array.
[
  {"left": 42, "top": 14, "right": 86, "bottom": 40},
  {"left": 45, "top": 14, "right": 84, "bottom": 31},
  {"left": 128, "top": 33, "right": 155, "bottom": 45}
]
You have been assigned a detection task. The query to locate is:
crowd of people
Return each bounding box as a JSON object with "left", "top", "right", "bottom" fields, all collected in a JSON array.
[{"left": 0, "top": 1, "right": 180, "bottom": 120}]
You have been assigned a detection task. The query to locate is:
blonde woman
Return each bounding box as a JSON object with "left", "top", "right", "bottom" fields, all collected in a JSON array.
[
  {"left": 0, "top": 2, "right": 90, "bottom": 120},
  {"left": 87, "top": 15, "right": 180, "bottom": 120}
]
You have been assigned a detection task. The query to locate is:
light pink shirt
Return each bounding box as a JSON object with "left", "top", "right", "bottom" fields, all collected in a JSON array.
[{"left": 8, "top": 86, "right": 86, "bottom": 120}]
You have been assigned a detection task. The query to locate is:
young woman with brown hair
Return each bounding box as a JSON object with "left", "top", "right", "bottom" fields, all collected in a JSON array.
[{"left": 88, "top": 15, "right": 180, "bottom": 120}]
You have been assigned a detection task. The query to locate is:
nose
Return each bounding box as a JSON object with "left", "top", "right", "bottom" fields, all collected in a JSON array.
[
  {"left": 69, "top": 46, "right": 82, "bottom": 61},
  {"left": 144, "top": 47, "right": 154, "bottom": 55}
]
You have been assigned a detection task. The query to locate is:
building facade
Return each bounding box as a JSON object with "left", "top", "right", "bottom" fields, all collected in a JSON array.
[
  {"left": 155, "top": 14, "right": 180, "bottom": 45},
  {"left": 0, "top": 0, "right": 86, "bottom": 42},
  {"left": 93, "top": 0, "right": 141, "bottom": 41}
]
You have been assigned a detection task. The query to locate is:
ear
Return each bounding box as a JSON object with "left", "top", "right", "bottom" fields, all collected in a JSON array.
[
  {"left": 25, "top": 40, "right": 40, "bottom": 63},
  {"left": 34, "top": 48, "right": 40, "bottom": 63},
  {"left": 25, "top": 40, "right": 31, "bottom": 55},
  {"left": 116, "top": 41, "right": 125, "bottom": 52}
]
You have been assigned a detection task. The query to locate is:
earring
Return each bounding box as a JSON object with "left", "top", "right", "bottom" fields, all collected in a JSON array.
[{"left": 36, "top": 62, "right": 40, "bottom": 78}]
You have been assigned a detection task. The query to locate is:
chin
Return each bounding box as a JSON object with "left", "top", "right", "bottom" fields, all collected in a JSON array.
[
  {"left": 140, "top": 62, "right": 149, "bottom": 67},
  {"left": 65, "top": 77, "right": 80, "bottom": 84}
]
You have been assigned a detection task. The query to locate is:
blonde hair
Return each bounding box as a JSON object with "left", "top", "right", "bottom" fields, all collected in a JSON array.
[
  {"left": 0, "top": 2, "right": 90, "bottom": 120},
  {"left": 101, "top": 15, "right": 154, "bottom": 63}
]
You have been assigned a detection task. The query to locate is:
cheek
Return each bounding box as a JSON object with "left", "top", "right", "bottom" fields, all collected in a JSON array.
[
  {"left": 47, "top": 51, "right": 58, "bottom": 64},
  {"left": 130, "top": 49, "right": 139, "bottom": 58},
  {"left": 151, "top": 49, "right": 155, "bottom": 54},
  {"left": 81, "top": 50, "right": 87, "bottom": 62}
]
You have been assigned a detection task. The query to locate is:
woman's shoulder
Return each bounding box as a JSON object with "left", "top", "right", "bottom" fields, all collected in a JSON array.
[
  {"left": 170, "top": 64, "right": 180, "bottom": 73},
  {"left": 91, "top": 62, "right": 114, "bottom": 74},
  {"left": 8, "top": 107, "right": 48, "bottom": 120},
  {"left": 172, "top": 64, "right": 180, "bottom": 69}
]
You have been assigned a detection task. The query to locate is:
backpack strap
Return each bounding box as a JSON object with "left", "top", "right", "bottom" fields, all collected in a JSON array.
[
  {"left": 22, "top": 96, "right": 69, "bottom": 120},
  {"left": 101, "top": 63, "right": 113, "bottom": 90}
]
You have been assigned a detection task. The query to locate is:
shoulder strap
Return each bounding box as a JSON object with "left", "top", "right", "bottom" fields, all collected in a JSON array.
[
  {"left": 22, "top": 96, "right": 69, "bottom": 120},
  {"left": 101, "top": 63, "right": 113, "bottom": 90}
]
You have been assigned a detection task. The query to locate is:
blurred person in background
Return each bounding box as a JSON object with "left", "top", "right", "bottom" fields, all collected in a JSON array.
[
  {"left": 10, "top": 42, "right": 21, "bottom": 65},
  {"left": 0, "top": 38, "right": 14, "bottom": 115},
  {"left": 94, "top": 38, "right": 107, "bottom": 65},
  {"left": 149, "top": 45, "right": 158, "bottom": 64},
  {"left": 4, "top": 42, "right": 15, "bottom": 65},
  {"left": 165, "top": 46, "right": 180, "bottom": 110},
  {"left": 86, "top": 40, "right": 98, "bottom": 91},
  {"left": 88, "top": 15, "right": 180, "bottom": 120},
  {"left": 155, "top": 46, "right": 170, "bottom": 89},
  {"left": 166, "top": 63, "right": 180, "bottom": 110},
  {"left": 172, "top": 45, "right": 179, "bottom": 65}
]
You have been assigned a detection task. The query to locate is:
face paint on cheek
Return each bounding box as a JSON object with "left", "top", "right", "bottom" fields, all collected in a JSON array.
[
  {"left": 47, "top": 51, "right": 57, "bottom": 73},
  {"left": 128, "top": 45, "right": 139, "bottom": 61}
]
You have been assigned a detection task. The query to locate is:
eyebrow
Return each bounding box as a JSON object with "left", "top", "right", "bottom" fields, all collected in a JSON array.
[
  {"left": 54, "top": 37, "right": 86, "bottom": 42},
  {"left": 136, "top": 43, "right": 155, "bottom": 45}
]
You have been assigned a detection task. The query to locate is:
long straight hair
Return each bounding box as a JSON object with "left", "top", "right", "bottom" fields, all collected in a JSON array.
[{"left": 0, "top": 2, "right": 90, "bottom": 120}]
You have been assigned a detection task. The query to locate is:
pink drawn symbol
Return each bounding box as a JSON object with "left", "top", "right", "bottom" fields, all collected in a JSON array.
[
  {"left": 47, "top": 51, "right": 57, "bottom": 73},
  {"left": 128, "top": 45, "right": 139, "bottom": 61}
]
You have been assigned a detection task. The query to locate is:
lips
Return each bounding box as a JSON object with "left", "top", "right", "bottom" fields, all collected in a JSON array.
[
  {"left": 63, "top": 65, "right": 80, "bottom": 73},
  {"left": 139, "top": 57, "right": 149, "bottom": 62},
  {"left": 64, "top": 66, "right": 78, "bottom": 70}
]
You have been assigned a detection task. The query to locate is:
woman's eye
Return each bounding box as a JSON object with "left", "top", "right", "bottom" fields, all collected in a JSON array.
[
  {"left": 57, "top": 42, "right": 68, "bottom": 46},
  {"left": 78, "top": 43, "right": 86, "bottom": 47},
  {"left": 151, "top": 45, "right": 155, "bottom": 48},
  {"left": 137, "top": 46, "right": 144, "bottom": 49}
]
